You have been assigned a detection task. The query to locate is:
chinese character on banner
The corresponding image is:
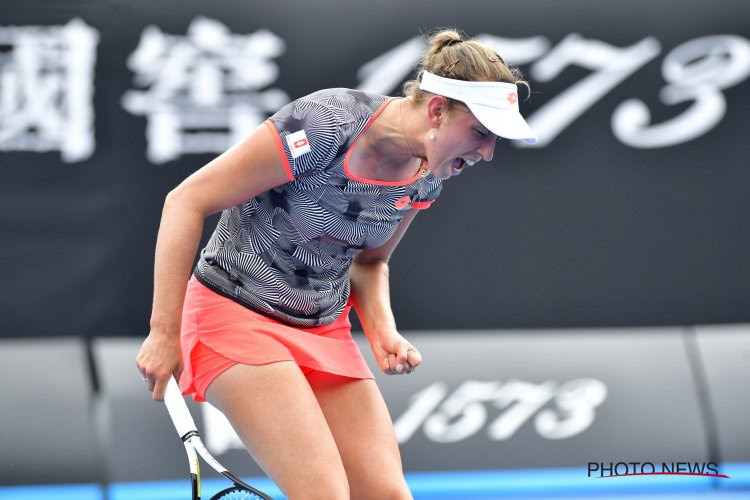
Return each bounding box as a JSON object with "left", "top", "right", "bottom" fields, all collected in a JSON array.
[
  {"left": 122, "top": 17, "right": 289, "bottom": 164},
  {"left": 0, "top": 19, "right": 99, "bottom": 163}
]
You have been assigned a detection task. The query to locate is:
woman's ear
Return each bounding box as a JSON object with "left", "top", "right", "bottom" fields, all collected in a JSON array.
[{"left": 425, "top": 95, "right": 448, "bottom": 129}]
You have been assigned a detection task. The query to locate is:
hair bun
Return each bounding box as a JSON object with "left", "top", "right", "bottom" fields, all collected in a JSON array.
[
  {"left": 427, "top": 29, "right": 463, "bottom": 55},
  {"left": 402, "top": 27, "right": 529, "bottom": 101}
]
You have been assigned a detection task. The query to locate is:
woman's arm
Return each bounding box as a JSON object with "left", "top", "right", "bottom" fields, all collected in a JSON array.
[
  {"left": 349, "top": 208, "right": 423, "bottom": 375},
  {"left": 136, "top": 123, "right": 291, "bottom": 401}
]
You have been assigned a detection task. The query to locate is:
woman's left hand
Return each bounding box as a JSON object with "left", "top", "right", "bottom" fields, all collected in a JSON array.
[{"left": 368, "top": 331, "right": 422, "bottom": 375}]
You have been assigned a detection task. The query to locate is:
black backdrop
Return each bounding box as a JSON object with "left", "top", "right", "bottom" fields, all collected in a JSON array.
[{"left": 1, "top": 0, "right": 749, "bottom": 337}]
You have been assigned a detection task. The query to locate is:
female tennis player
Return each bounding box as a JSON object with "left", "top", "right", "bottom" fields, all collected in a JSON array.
[{"left": 136, "top": 29, "right": 536, "bottom": 499}]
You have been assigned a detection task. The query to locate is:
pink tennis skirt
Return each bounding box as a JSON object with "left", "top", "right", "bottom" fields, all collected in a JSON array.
[{"left": 179, "top": 276, "right": 374, "bottom": 401}]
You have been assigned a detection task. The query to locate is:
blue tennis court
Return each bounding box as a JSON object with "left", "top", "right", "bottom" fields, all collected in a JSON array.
[{"left": 2, "top": 464, "right": 748, "bottom": 499}]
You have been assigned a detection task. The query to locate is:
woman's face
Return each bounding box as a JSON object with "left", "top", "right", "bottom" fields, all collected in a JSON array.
[{"left": 425, "top": 105, "right": 498, "bottom": 180}]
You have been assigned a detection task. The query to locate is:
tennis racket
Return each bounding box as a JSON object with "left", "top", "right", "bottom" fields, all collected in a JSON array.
[{"left": 164, "top": 376, "right": 273, "bottom": 500}]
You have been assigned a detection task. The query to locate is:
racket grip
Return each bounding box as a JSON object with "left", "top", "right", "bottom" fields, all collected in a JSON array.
[{"left": 163, "top": 376, "right": 199, "bottom": 439}]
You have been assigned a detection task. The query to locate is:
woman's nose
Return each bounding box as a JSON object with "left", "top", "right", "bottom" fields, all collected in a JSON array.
[{"left": 478, "top": 136, "right": 496, "bottom": 161}]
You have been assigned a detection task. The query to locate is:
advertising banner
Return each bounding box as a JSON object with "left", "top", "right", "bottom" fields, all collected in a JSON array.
[
  {"left": 1, "top": 1, "right": 748, "bottom": 336},
  {"left": 83, "top": 329, "right": 713, "bottom": 484},
  {"left": 4, "top": 327, "right": 746, "bottom": 485},
  {"left": 0, "top": 338, "right": 104, "bottom": 485},
  {"left": 694, "top": 324, "right": 750, "bottom": 464}
]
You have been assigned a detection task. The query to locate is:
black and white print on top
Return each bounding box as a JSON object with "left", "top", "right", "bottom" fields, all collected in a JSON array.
[{"left": 194, "top": 88, "right": 443, "bottom": 327}]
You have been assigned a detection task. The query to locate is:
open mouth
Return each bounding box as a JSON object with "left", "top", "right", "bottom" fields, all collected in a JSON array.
[{"left": 453, "top": 157, "right": 479, "bottom": 172}]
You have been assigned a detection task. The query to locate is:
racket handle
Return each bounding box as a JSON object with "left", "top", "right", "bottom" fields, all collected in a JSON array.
[{"left": 164, "top": 376, "right": 199, "bottom": 439}]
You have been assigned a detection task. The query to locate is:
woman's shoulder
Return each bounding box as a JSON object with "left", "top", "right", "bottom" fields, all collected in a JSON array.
[
  {"left": 269, "top": 88, "right": 392, "bottom": 147},
  {"left": 292, "top": 88, "right": 390, "bottom": 120}
]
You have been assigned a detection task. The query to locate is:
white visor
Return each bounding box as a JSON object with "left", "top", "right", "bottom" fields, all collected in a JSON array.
[{"left": 419, "top": 71, "right": 537, "bottom": 144}]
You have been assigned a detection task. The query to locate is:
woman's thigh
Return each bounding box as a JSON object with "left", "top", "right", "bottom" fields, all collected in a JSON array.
[
  {"left": 205, "top": 361, "right": 349, "bottom": 500},
  {"left": 307, "top": 371, "right": 412, "bottom": 500}
]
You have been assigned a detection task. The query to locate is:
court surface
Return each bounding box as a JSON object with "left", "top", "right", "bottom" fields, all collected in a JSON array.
[{"left": 2, "top": 464, "right": 748, "bottom": 499}]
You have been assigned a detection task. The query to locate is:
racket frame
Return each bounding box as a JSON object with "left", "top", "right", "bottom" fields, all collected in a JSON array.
[{"left": 164, "top": 376, "right": 272, "bottom": 500}]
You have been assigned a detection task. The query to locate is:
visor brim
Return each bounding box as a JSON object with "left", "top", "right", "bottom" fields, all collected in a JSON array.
[{"left": 467, "top": 103, "right": 538, "bottom": 144}]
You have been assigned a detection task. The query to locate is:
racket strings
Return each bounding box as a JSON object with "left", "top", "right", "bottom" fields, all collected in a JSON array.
[{"left": 211, "top": 486, "right": 268, "bottom": 500}]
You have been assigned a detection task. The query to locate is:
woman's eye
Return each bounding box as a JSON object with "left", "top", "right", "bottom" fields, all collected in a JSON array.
[{"left": 475, "top": 129, "right": 487, "bottom": 137}]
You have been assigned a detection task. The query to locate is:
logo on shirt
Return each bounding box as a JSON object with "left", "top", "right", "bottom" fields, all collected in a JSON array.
[
  {"left": 287, "top": 129, "right": 311, "bottom": 158},
  {"left": 395, "top": 195, "right": 411, "bottom": 210}
]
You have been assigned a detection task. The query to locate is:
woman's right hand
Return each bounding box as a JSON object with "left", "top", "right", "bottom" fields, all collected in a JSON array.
[
  {"left": 136, "top": 122, "right": 291, "bottom": 402},
  {"left": 135, "top": 330, "right": 183, "bottom": 401}
]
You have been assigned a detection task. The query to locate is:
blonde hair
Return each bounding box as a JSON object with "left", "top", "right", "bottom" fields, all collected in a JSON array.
[{"left": 403, "top": 29, "right": 530, "bottom": 107}]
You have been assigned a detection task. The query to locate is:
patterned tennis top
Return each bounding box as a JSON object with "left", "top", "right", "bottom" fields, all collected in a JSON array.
[{"left": 194, "top": 88, "right": 444, "bottom": 327}]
